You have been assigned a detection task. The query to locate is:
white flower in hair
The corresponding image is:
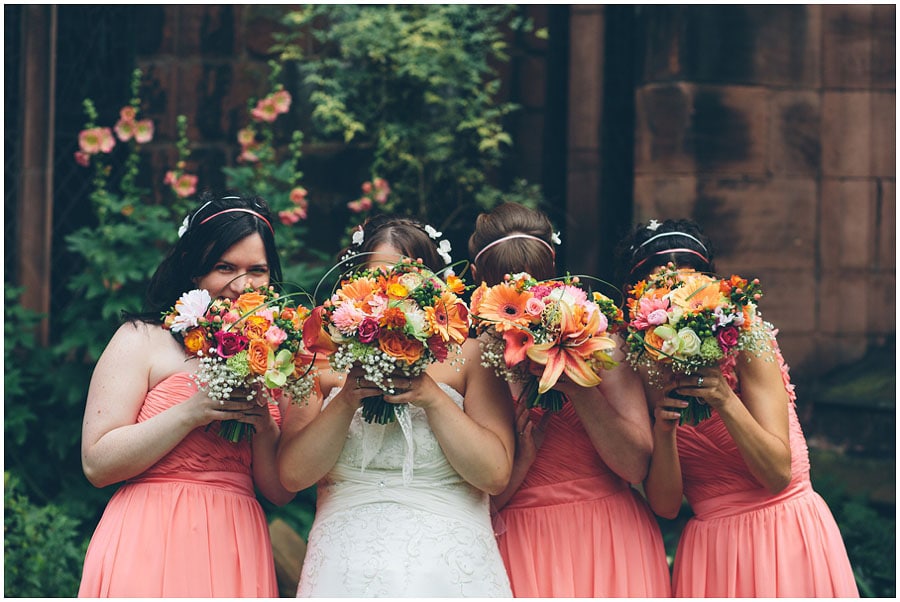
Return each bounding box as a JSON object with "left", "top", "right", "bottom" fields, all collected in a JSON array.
[
  {"left": 436, "top": 239, "right": 453, "bottom": 265},
  {"left": 177, "top": 215, "right": 190, "bottom": 238},
  {"left": 647, "top": 219, "right": 662, "bottom": 231},
  {"left": 551, "top": 231, "right": 562, "bottom": 245},
  {"left": 352, "top": 226, "right": 365, "bottom": 246},
  {"left": 424, "top": 224, "right": 442, "bottom": 239}
]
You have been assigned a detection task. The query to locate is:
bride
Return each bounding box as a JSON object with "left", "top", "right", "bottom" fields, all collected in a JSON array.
[{"left": 277, "top": 215, "right": 515, "bottom": 597}]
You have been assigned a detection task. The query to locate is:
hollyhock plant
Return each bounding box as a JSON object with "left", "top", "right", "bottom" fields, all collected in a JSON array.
[
  {"left": 163, "top": 285, "right": 317, "bottom": 442},
  {"left": 470, "top": 272, "right": 624, "bottom": 412},
  {"left": 625, "top": 263, "right": 769, "bottom": 425}
]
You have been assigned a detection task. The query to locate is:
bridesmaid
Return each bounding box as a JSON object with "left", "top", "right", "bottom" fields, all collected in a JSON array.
[
  {"left": 468, "top": 202, "right": 671, "bottom": 597},
  {"left": 618, "top": 218, "right": 858, "bottom": 597},
  {"left": 78, "top": 192, "right": 294, "bottom": 597}
]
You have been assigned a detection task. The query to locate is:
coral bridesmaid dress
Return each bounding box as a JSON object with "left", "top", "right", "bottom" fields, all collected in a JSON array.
[
  {"left": 671, "top": 341, "right": 859, "bottom": 597},
  {"left": 495, "top": 401, "right": 671, "bottom": 597},
  {"left": 78, "top": 372, "right": 280, "bottom": 597}
]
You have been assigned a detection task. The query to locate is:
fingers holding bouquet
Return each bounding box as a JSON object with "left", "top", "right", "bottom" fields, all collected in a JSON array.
[
  {"left": 672, "top": 367, "right": 735, "bottom": 411},
  {"left": 381, "top": 371, "right": 445, "bottom": 410}
]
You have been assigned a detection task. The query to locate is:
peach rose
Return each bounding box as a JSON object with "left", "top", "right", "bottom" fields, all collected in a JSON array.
[
  {"left": 247, "top": 339, "right": 270, "bottom": 375},
  {"left": 378, "top": 330, "right": 424, "bottom": 365},
  {"left": 235, "top": 290, "right": 268, "bottom": 314}
]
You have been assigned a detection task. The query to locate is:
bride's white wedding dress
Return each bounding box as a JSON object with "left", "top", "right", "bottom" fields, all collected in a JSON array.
[{"left": 296, "top": 383, "right": 512, "bottom": 598}]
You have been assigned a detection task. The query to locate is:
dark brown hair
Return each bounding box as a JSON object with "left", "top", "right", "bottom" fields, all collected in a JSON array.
[
  {"left": 468, "top": 202, "right": 556, "bottom": 286},
  {"left": 350, "top": 214, "right": 445, "bottom": 273},
  {"left": 614, "top": 218, "right": 715, "bottom": 287}
]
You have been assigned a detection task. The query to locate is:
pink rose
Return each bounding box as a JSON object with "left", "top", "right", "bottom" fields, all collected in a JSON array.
[
  {"left": 525, "top": 297, "right": 545, "bottom": 317},
  {"left": 716, "top": 325, "right": 740, "bottom": 350},
  {"left": 357, "top": 318, "right": 381, "bottom": 344},
  {"left": 214, "top": 330, "right": 249, "bottom": 358}
]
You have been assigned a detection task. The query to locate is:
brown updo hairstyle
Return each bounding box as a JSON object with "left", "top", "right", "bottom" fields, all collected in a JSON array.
[
  {"left": 348, "top": 214, "right": 445, "bottom": 274},
  {"left": 468, "top": 202, "right": 556, "bottom": 286}
]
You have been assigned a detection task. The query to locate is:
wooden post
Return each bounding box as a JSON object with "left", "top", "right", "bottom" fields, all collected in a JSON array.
[{"left": 17, "top": 4, "right": 57, "bottom": 344}]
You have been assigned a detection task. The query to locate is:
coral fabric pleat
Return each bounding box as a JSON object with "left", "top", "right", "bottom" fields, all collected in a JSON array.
[
  {"left": 671, "top": 341, "right": 858, "bottom": 598},
  {"left": 495, "top": 402, "right": 671, "bottom": 598},
  {"left": 78, "top": 373, "right": 279, "bottom": 598}
]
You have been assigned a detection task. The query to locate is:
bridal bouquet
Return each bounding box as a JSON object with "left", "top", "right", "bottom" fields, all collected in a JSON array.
[
  {"left": 303, "top": 258, "right": 469, "bottom": 423},
  {"left": 625, "top": 263, "right": 767, "bottom": 424},
  {"left": 470, "top": 272, "right": 622, "bottom": 412},
  {"left": 163, "top": 286, "right": 316, "bottom": 442}
]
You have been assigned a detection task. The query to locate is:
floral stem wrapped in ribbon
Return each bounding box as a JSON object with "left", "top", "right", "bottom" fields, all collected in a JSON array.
[
  {"left": 625, "top": 262, "right": 769, "bottom": 425},
  {"left": 470, "top": 272, "right": 623, "bottom": 412},
  {"left": 162, "top": 286, "right": 317, "bottom": 442},
  {"left": 303, "top": 258, "right": 469, "bottom": 424}
]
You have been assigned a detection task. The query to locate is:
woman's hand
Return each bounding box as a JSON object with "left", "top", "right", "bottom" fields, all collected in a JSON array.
[
  {"left": 380, "top": 371, "right": 448, "bottom": 410},
  {"left": 651, "top": 391, "right": 687, "bottom": 434},
  {"left": 513, "top": 401, "right": 548, "bottom": 467},
  {"left": 670, "top": 367, "right": 739, "bottom": 413}
]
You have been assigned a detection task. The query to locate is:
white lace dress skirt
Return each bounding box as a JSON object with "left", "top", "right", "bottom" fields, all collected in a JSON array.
[{"left": 296, "top": 384, "right": 512, "bottom": 598}]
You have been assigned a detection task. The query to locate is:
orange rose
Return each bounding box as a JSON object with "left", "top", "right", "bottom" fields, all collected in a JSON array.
[
  {"left": 445, "top": 274, "right": 466, "bottom": 295},
  {"left": 247, "top": 339, "right": 271, "bottom": 374},
  {"left": 235, "top": 290, "right": 268, "bottom": 314},
  {"left": 242, "top": 314, "right": 271, "bottom": 340},
  {"left": 378, "top": 330, "right": 424, "bottom": 364},
  {"left": 183, "top": 328, "right": 211, "bottom": 355},
  {"left": 642, "top": 329, "right": 668, "bottom": 361},
  {"left": 280, "top": 306, "right": 303, "bottom": 330}
]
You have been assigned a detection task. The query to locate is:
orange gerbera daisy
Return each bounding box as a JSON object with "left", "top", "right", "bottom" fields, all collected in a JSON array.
[
  {"left": 337, "top": 277, "right": 377, "bottom": 304},
  {"left": 669, "top": 274, "right": 726, "bottom": 313},
  {"left": 474, "top": 282, "right": 533, "bottom": 332},
  {"left": 426, "top": 291, "right": 469, "bottom": 344}
]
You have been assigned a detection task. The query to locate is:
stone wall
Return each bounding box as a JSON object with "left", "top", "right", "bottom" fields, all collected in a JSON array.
[{"left": 632, "top": 5, "right": 895, "bottom": 379}]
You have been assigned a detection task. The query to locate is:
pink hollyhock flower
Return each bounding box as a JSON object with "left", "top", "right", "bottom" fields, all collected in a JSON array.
[
  {"left": 347, "top": 199, "right": 365, "bottom": 213},
  {"left": 173, "top": 174, "right": 198, "bottom": 198},
  {"left": 251, "top": 97, "right": 279, "bottom": 123},
  {"left": 279, "top": 210, "right": 301, "bottom": 225},
  {"left": 373, "top": 177, "right": 389, "bottom": 192},
  {"left": 133, "top": 120, "right": 154, "bottom": 144},
  {"left": 361, "top": 181, "right": 373, "bottom": 194},
  {"left": 79, "top": 127, "right": 116, "bottom": 154},
  {"left": 238, "top": 148, "right": 259, "bottom": 163},
  {"left": 115, "top": 119, "right": 135, "bottom": 142},
  {"left": 374, "top": 191, "right": 389, "bottom": 204},
  {"left": 270, "top": 90, "right": 292, "bottom": 114},
  {"left": 295, "top": 207, "right": 308, "bottom": 220},
  {"left": 359, "top": 197, "right": 373, "bottom": 211},
  {"left": 163, "top": 170, "right": 177, "bottom": 186},
  {"left": 290, "top": 187, "right": 307, "bottom": 204},
  {"left": 74, "top": 151, "right": 90, "bottom": 167},
  {"left": 238, "top": 127, "right": 256, "bottom": 146},
  {"left": 119, "top": 106, "right": 137, "bottom": 122}
]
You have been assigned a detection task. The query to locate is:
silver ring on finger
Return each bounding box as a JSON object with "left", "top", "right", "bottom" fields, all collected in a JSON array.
[
  {"left": 696, "top": 376, "right": 704, "bottom": 388},
  {"left": 355, "top": 376, "right": 363, "bottom": 389}
]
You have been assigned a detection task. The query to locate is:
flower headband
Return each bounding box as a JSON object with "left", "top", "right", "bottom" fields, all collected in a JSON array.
[
  {"left": 473, "top": 232, "right": 559, "bottom": 265},
  {"left": 349, "top": 221, "right": 453, "bottom": 265},
  {"left": 178, "top": 197, "right": 274, "bottom": 238}
]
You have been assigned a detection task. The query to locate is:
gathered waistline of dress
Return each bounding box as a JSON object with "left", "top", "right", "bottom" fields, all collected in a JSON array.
[
  {"left": 126, "top": 470, "right": 255, "bottom": 497},
  {"left": 503, "top": 473, "right": 630, "bottom": 510},
  {"left": 690, "top": 478, "right": 813, "bottom": 521}
]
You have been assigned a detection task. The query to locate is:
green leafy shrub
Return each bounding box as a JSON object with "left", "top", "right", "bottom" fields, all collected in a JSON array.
[{"left": 4, "top": 472, "right": 88, "bottom": 597}]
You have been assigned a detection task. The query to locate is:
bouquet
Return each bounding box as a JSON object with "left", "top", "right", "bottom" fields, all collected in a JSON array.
[
  {"left": 302, "top": 258, "right": 470, "bottom": 424},
  {"left": 163, "top": 286, "right": 317, "bottom": 442},
  {"left": 625, "top": 263, "right": 768, "bottom": 425},
  {"left": 470, "top": 272, "right": 623, "bottom": 412}
]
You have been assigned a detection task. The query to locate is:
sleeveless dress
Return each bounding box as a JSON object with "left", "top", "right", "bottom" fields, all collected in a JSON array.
[
  {"left": 78, "top": 372, "right": 280, "bottom": 598},
  {"left": 495, "top": 401, "right": 672, "bottom": 597},
  {"left": 671, "top": 338, "right": 859, "bottom": 597},
  {"left": 296, "top": 384, "right": 512, "bottom": 597}
]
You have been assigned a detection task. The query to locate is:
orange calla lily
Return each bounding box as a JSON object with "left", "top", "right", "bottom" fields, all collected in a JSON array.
[
  {"left": 302, "top": 306, "right": 338, "bottom": 355},
  {"left": 502, "top": 327, "right": 534, "bottom": 367}
]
